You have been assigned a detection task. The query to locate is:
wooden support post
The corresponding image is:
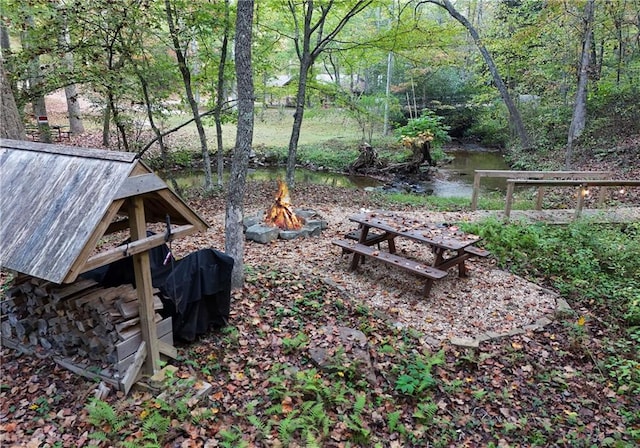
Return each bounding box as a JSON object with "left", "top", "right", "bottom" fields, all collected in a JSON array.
[
  {"left": 535, "top": 187, "right": 545, "bottom": 210},
  {"left": 504, "top": 180, "right": 515, "bottom": 219},
  {"left": 470, "top": 172, "right": 481, "bottom": 211},
  {"left": 575, "top": 185, "right": 586, "bottom": 218},
  {"left": 128, "top": 197, "right": 160, "bottom": 375},
  {"left": 597, "top": 186, "right": 607, "bottom": 207}
]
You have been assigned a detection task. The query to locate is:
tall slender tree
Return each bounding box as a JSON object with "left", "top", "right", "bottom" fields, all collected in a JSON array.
[
  {"left": 419, "top": 0, "right": 532, "bottom": 150},
  {"left": 565, "top": 0, "right": 595, "bottom": 169},
  {"left": 165, "top": 0, "right": 213, "bottom": 190},
  {"left": 282, "top": 0, "right": 373, "bottom": 188},
  {"left": 225, "top": 0, "right": 255, "bottom": 289}
]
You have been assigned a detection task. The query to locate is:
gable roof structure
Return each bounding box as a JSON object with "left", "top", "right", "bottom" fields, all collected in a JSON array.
[{"left": 0, "top": 139, "right": 208, "bottom": 284}]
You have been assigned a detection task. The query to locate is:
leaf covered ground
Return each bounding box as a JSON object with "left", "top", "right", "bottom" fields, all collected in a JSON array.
[
  {"left": 1, "top": 259, "right": 638, "bottom": 447},
  {"left": 2, "top": 128, "right": 639, "bottom": 446}
]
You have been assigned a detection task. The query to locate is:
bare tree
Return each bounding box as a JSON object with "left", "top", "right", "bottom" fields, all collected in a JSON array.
[
  {"left": 419, "top": 0, "right": 532, "bottom": 150},
  {"left": 225, "top": 0, "right": 255, "bottom": 289},
  {"left": 165, "top": 0, "right": 213, "bottom": 190},
  {"left": 565, "top": 0, "right": 595, "bottom": 169},
  {"left": 284, "top": 0, "right": 373, "bottom": 188},
  {"left": 214, "top": 0, "right": 231, "bottom": 187}
]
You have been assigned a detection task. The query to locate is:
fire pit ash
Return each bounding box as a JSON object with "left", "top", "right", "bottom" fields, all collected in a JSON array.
[{"left": 244, "top": 180, "right": 328, "bottom": 244}]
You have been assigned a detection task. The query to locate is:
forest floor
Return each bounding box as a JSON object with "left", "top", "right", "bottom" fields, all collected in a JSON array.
[{"left": 1, "top": 119, "right": 639, "bottom": 446}]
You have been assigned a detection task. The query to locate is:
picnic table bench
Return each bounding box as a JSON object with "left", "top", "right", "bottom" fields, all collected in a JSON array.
[{"left": 333, "top": 211, "right": 490, "bottom": 297}]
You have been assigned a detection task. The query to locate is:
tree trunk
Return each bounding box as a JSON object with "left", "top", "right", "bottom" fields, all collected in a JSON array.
[
  {"left": 138, "top": 73, "right": 180, "bottom": 194},
  {"left": 0, "top": 59, "right": 25, "bottom": 140},
  {"left": 22, "top": 16, "right": 51, "bottom": 143},
  {"left": 225, "top": 0, "right": 255, "bottom": 289},
  {"left": 165, "top": 0, "right": 213, "bottom": 191},
  {"left": 425, "top": 0, "right": 532, "bottom": 150},
  {"left": 214, "top": 0, "right": 231, "bottom": 187},
  {"left": 565, "top": 0, "right": 595, "bottom": 169},
  {"left": 59, "top": 23, "right": 84, "bottom": 135},
  {"left": 284, "top": 0, "right": 373, "bottom": 189},
  {"left": 286, "top": 54, "right": 311, "bottom": 188}
]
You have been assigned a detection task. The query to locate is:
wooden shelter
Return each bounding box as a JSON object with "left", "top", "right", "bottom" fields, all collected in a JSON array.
[{"left": 0, "top": 139, "right": 208, "bottom": 389}]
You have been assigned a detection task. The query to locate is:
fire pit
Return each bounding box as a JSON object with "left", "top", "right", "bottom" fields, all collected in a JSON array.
[{"left": 244, "top": 180, "right": 328, "bottom": 244}]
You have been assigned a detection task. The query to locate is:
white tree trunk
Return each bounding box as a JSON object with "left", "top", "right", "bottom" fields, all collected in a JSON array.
[{"left": 565, "top": 0, "right": 595, "bottom": 169}]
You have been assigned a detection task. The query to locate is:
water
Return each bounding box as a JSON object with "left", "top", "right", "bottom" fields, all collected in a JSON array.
[{"left": 166, "top": 146, "right": 509, "bottom": 198}]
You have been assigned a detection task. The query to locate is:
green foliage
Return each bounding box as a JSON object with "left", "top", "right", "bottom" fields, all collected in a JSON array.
[
  {"left": 282, "top": 331, "right": 309, "bottom": 354},
  {"left": 394, "top": 350, "right": 444, "bottom": 396},
  {"left": 413, "top": 400, "right": 438, "bottom": 425},
  {"left": 465, "top": 101, "right": 510, "bottom": 148},
  {"left": 394, "top": 110, "right": 451, "bottom": 149}
]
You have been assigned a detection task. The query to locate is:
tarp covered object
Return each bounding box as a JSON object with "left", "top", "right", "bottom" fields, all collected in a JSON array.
[{"left": 83, "top": 241, "right": 233, "bottom": 341}]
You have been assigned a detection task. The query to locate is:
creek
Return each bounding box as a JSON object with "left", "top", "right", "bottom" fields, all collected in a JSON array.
[{"left": 167, "top": 144, "right": 509, "bottom": 199}]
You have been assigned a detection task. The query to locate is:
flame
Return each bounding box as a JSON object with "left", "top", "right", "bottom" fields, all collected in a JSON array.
[{"left": 264, "top": 179, "right": 303, "bottom": 230}]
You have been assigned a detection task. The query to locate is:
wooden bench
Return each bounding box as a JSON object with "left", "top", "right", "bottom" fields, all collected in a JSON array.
[
  {"left": 332, "top": 239, "right": 447, "bottom": 296},
  {"left": 470, "top": 170, "right": 612, "bottom": 211},
  {"left": 504, "top": 178, "right": 640, "bottom": 219},
  {"left": 342, "top": 228, "right": 390, "bottom": 251},
  {"left": 464, "top": 246, "right": 490, "bottom": 257}
]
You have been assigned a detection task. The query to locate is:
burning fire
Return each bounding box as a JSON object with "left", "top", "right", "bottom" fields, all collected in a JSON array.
[{"left": 264, "top": 179, "right": 303, "bottom": 230}]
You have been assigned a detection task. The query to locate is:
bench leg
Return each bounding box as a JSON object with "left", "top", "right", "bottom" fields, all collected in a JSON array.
[
  {"left": 457, "top": 249, "right": 468, "bottom": 277},
  {"left": 423, "top": 279, "right": 434, "bottom": 297}
]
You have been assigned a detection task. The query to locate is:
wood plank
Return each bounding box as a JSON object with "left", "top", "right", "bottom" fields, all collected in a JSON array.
[
  {"left": 114, "top": 174, "right": 168, "bottom": 200},
  {"left": 116, "top": 334, "right": 174, "bottom": 375},
  {"left": 0, "top": 138, "right": 137, "bottom": 162},
  {"left": 78, "top": 224, "right": 196, "bottom": 274},
  {"left": 53, "top": 356, "right": 120, "bottom": 388},
  {"left": 121, "top": 341, "right": 147, "bottom": 394},
  {"left": 128, "top": 196, "right": 160, "bottom": 375},
  {"left": 332, "top": 240, "right": 447, "bottom": 280},
  {"left": 115, "top": 316, "right": 172, "bottom": 360},
  {"left": 507, "top": 179, "right": 640, "bottom": 186}
]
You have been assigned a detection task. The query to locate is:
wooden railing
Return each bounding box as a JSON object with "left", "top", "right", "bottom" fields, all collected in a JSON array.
[
  {"left": 470, "top": 170, "right": 612, "bottom": 210},
  {"left": 504, "top": 179, "right": 640, "bottom": 219}
]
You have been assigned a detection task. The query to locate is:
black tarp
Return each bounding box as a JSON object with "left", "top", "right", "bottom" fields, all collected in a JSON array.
[{"left": 83, "top": 239, "right": 233, "bottom": 342}]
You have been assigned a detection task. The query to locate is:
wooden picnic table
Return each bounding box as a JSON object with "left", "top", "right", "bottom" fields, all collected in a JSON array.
[{"left": 333, "top": 211, "right": 489, "bottom": 297}]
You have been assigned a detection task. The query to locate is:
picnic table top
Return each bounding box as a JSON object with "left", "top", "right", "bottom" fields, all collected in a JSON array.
[{"left": 349, "top": 211, "right": 481, "bottom": 251}]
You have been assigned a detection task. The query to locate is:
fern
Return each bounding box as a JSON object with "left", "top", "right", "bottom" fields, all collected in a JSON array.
[
  {"left": 247, "top": 414, "right": 267, "bottom": 435},
  {"left": 305, "top": 430, "right": 322, "bottom": 448},
  {"left": 142, "top": 411, "right": 170, "bottom": 438},
  {"left": 352, "top": 393, "right": 366, "bottom": 415},
  {"left": 387, "top": 410, "right": 401, "bottom": 433},
  {"left": 302, "top": 400, "right": 329, "bottom": 437},
  {"left": 86, "top": 398, "right": 118, "bottom": 427},
  {"left": 87, "top": 431, "right": 108, "bottom": 442},
  {"left": 413, "top": 400, "right": 438, "bottom": 425},
  {"left": 278, "top": 410, "right": 303, "bottom": 445}
]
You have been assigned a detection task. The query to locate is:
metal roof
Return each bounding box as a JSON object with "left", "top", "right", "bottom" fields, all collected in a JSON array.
[{"left": 0, "top": 139, "right": 208, "bottom": 284}]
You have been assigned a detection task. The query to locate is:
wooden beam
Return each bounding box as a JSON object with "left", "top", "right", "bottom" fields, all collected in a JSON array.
[
  {"left": 129, "top": 197, "right": 160, "bottom": 375},
  {"left": 156, "top": 189, "right": 208, "bottom": 231},
  {"left": 114, "top": 174, "right": 168, "bottom": 200},
  {"left": 63, "top": 199, "right": 125, "bottom": 283},
  {"left": 78, "top": 224, "right": 196, "bottom": 274}
]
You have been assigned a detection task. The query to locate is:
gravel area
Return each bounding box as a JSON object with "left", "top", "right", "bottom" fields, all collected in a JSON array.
[{"left": 170, "top": 185, "right": 558, "bottom": 343}]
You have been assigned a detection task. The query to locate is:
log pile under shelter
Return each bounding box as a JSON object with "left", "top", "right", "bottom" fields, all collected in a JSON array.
[
  {"left": 1, "top": 276, "right": 172, "bottom": 379},
  {"left": 0, "top": 139, "right": 210, "bottom": 393}
]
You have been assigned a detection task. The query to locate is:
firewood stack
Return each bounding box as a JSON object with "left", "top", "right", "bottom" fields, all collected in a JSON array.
[{"left": 0, "top": 276, "right": 172, "bottom": 374}]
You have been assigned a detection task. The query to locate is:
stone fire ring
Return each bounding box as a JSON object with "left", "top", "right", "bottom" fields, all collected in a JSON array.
[{"left": 244, "top": 208, "right": 328, "bottom": 244}]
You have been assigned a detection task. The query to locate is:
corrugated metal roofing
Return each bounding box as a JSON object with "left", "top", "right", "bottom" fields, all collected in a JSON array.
[{"left": 0, "top": 139, "right": 208, "bottom": 284}]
